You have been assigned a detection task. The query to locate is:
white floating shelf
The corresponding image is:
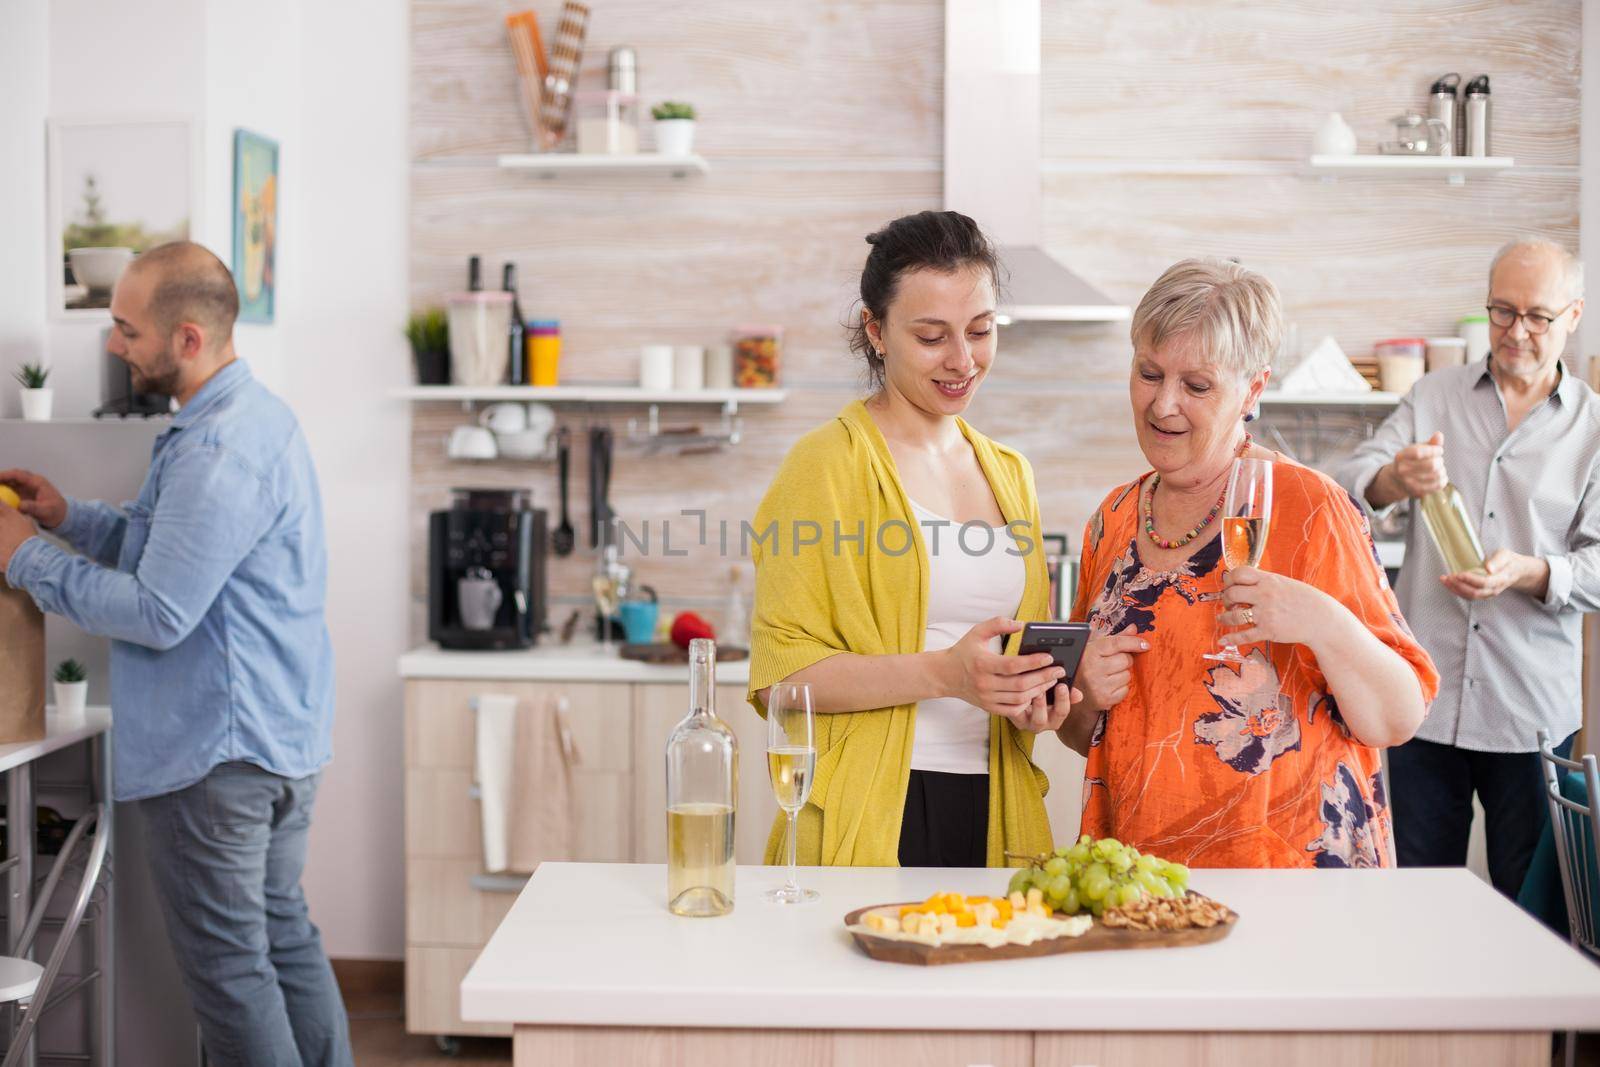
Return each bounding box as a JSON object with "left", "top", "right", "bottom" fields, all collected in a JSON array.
[
  {"left": 496, "top": 153, "right": 709, "bottom": 178},
  {"left": 1307, "top": 155, "right": 1514, "bottom": 184},
  {"left": 392, "top": 385, "right": 785, "bottom": 405},
  {"left": 1259, "top": 391, "right": 1400, "bottom": 408}
]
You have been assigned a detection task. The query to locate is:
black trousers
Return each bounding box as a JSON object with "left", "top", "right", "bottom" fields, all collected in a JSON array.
[
  {"left": 1389, "top": 732, "right": 1575, "bottom": 898},
  {"left": 898, "top": 770, "right": 989, "bottom": 868}
]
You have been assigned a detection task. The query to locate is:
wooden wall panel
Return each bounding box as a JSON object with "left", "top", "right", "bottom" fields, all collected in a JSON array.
[
  {"left": 409, "top": 1, "right": 1581, "bottom": 842},
  {"left": 412, "top": 0, "right": 943, "bottom": 161},
  {"left": 1042, "top": 0, "right": 1581, "bottom": 165}
]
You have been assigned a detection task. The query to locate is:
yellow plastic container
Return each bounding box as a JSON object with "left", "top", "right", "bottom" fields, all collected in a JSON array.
[{"left": 528, "top": 320, "right": 561, "bottom": 386}]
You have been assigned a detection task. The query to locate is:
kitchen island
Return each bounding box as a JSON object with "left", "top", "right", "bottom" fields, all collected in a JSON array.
[{"left": 462, "top": 862, "right": 1600, "bottom": 1066}]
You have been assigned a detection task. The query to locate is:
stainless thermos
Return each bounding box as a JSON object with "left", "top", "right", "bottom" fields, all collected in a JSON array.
[
  {"left": 1465, "top": 74, "right": 1491, "bottom": 157},
  {"left": 1428, "top": 72, "right": 1460, "bottom": 157}
]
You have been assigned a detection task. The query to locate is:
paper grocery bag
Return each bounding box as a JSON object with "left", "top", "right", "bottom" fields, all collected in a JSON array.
[{"left": 0, "top": 576, "right": 45, "bottom": 743}]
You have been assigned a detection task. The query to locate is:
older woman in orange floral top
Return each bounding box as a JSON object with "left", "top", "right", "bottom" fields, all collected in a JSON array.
[{"left": 1058, "top": 259, "right": 1439, "bottom": 869}]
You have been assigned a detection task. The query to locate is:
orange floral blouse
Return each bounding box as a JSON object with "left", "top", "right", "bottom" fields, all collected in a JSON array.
[{"left": 1071, "top": 460, "right": 1439, "bottom": 869}]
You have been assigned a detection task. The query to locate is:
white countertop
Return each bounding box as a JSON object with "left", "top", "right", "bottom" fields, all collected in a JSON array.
[
  {"left": 0, "top": 706, "right": 111, "bottom": 774},
  {"left": 461, "top": 862, "right": 1600, "bottom": 1033},
  {"left": 400, "top": 641, "right": 750, "bottom": 686}
]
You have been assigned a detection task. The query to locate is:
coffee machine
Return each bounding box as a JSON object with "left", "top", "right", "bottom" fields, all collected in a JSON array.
[{"left": 428, "top": 488, "right": 548, "bottom": 650}]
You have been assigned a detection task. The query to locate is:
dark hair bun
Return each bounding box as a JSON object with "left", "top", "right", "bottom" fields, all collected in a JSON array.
[{"left": 846, "top": 211, "right": 1001, "bottom": 390}]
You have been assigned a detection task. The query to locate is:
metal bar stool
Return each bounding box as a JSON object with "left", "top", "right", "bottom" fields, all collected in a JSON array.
[
  {"left": 0, "top": 804, "right": 110, "bottom": 1067},
  {"left": 1538, "top": 730, "right": 1600, "bottom": 1067}
]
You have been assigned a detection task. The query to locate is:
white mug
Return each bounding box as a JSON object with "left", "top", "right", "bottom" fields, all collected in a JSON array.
[
  {"left": 674, "top": 345, "right": 706, "bottom": 391},
  {"left": 640, "top": 345, "right": 674, "bottom": 391},
  {"left": 478, "top": 402, "right": 527, "bottom": 435},
  {"left": 446, "top": 425, "right": 498, "bottom": 460}
]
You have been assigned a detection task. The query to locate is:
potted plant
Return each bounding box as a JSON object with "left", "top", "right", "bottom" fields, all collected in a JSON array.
[
  {"left": 14, "top": 363, "right": 51, "bottom": 422},
  {"left": 52, "top": 658, "right": 87, "bottom": 725},
  {"left": 651, "top": 101, "right": 697, "bottom": 156},
  {"left": 405, "top": 308, "right": 451, "bottom": 385}
]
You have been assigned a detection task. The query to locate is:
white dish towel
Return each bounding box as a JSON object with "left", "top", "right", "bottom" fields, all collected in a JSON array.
[{"left": 474, "top": 693, "right": 518, "bottom": 874}]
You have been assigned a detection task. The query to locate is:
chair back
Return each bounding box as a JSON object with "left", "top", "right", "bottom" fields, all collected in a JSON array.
[{"left": 1539, "top": 730, "right": 1600, "bottom": 961}]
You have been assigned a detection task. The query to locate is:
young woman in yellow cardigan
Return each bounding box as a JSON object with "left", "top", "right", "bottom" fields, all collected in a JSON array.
[{"left": 748, "top": 211, "right": 1078, "bottom": 869}]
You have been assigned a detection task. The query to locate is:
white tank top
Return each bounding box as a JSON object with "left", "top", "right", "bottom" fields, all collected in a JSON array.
[{"left": 908, "top": 499, "right": 1028, "bottom": 775}]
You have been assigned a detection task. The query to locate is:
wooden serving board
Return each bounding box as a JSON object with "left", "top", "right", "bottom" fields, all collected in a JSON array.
[
  {"left": 842, "top": 897, "right": 1237, "bottom": 966},
  {"left": 619, "top": 643, "right": 749, "bottom": 664}
]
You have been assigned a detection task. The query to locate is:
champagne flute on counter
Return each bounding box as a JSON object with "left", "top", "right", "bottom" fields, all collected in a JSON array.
[
  {"left": 765, "top": 683, "right": 818, "bottom": 905},
  {"left": 1205, "top": 457, "right": 1273, "bottom": 663}
]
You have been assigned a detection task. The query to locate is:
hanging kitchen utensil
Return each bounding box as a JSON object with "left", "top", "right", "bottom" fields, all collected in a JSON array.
[
  {"left": 596, "top": 426, "right": 614, "bottom": 544},
  {"left": 538, "top": 1, "right": 590, "bottom": 149},
  {"left": 553, "top": 427, "right": 575, "bottom": 556},
  {"left": 588, "top": 425, "right": 614, "bottom": 548}
]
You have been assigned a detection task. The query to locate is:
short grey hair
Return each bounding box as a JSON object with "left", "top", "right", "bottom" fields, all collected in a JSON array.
[
  {"left": 1488, "top": 237, "right": 1585, "bottom": 303},
  {"left": 1130, "top": 257, "right": 1283, "bottom": 380}
]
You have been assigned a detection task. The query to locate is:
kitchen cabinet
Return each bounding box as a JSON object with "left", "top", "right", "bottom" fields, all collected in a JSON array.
[
  {"left": 402, "top": 661, "right": 1086, "bottom": 1043},
  {"left": 403, "top": 678, "right": 634, "bottom": 1039}
]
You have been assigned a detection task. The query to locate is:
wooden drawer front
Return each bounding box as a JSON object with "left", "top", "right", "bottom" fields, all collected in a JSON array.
[
  {"left": 406, "top": 856, "right": 519, "bottom": 946},
  {"left": 405, "top": 679, "right": 633, "bottom": 772},
  {"left": 406, "top": 767, "right": 478, "bottom": 859},
  {"left": 404, "top": 945, "right": 510, "bottom": 1038},
  {"left": 573, "top": 767, "right": 633, "bottom": 862}
]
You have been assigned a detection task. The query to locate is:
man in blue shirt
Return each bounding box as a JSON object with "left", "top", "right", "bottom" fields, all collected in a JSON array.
[{"left": 0, "top": 242, "right": 352, "bottom": 1066}]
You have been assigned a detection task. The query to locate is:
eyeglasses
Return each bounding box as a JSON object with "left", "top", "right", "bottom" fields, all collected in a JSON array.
[{"left": 1485, "top": 301, "right": 1577, "bottom": 335}]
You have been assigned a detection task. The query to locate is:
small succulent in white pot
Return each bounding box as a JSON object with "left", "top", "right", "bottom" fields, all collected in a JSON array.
[
  {"left": 651, "top": 101, "right": 697, "bottom": 156},
  {"left": 14, "top": 363, "right": 52, "bottom": 422},
  {"left": 52, "top": 658, "right": 88, "bottom": 725}
]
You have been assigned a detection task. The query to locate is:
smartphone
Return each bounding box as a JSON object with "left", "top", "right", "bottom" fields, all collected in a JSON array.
[{"left": 1016, "top": 622, "right": 1091, "bottom": 704}]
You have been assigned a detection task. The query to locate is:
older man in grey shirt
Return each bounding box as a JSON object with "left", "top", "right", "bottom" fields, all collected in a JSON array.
[{"left": 1332, "top": 237, "right": 1594, "bottom": 897}]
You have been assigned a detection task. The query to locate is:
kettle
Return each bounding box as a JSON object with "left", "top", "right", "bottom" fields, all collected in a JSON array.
[{"left": 1379, "top": 112, "right": 1450, "bottom": 155}]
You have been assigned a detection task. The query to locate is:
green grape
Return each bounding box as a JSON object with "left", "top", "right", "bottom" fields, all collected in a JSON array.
[
  {"left": 1047, "top": 875, "right": 1070, "bottom": 900},
  {"left": 1008, "top": 870, "right": 1030, "bottom": 896},
  {"left": 1136, "top": 854, "right": 1161, "bottom": 874},
  {"left": 1082, "top": 872, "right": 1111, "bottom": 902},
  {"left": 1084, "top": 861, "right": 1109, "bottom": 886},
  {"left": 1061, "top": 887, "right": 1080, "bottom": 914},
  {"left": 1078, "top": 833, "right": 1093, "bottom": 846},
  {"left": 1110, "top": 850, "right": 1134, "bottom": 873},
  {"left": 1067, "top": 843, "right": 1091, "bottom": 864},
  {"left": 1044, "top": 856, "right": 1068, "bottom": 877},
  {"left": 1167, "top": 862, "right": 1190, "bottom": 889}
]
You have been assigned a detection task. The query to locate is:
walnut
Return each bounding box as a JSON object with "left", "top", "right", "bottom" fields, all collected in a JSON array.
[{"left": 1102, "top": 891, "right": 1234, "bottom": 931}]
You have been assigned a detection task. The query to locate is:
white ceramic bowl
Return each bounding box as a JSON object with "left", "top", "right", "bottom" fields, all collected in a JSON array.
[
  {"left": 68, "top": 247, "right": 134, "bottom": 291},
  {"left": 495, "top": 428, "right": 551, "bottom": 459}
]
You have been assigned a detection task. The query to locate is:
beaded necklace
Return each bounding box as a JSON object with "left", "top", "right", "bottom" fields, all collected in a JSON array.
[{"left": 1143, "top": 433, "right": 1253, "bottom": 550}]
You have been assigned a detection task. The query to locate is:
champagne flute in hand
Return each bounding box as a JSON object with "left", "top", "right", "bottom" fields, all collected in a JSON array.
[
  {"left": 765, "top": 683, "right": 818, "bottom": 904},
  {"left": 1205, "top": 457, "right": 1273, "bottom": 663}
]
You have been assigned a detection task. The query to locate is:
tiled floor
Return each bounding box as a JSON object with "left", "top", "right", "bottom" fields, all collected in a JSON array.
[{"left": 346, "top": 994, "right": 509, "bottom": 1066}]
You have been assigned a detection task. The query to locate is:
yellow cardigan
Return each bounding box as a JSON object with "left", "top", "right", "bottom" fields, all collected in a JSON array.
[{"left": 746, "top": 398, "right": 1055, "bottom": 867}]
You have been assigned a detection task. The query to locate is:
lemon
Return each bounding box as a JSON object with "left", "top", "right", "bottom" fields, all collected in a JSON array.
[{"left": 0, "top": 485, "right": 18, "bottom": 510}]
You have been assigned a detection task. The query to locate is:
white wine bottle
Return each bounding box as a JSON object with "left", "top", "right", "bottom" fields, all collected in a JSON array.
[
  {"left": 1419, "top": 483, "right": 1486, "bottom": 576},
  {"left": 665, "top": 639, "right": 737, "bottom": 917}
]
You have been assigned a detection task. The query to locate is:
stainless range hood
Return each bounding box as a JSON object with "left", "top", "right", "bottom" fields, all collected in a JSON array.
[{"left": 943, "top": 0, "right": 1129, "bottom": 325}]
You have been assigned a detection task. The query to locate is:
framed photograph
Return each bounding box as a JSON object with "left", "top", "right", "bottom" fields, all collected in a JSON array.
[
  {"left": 46, "top": 117, "right": 199, "bottom": 319},
  {"left": 231, "top": 129, "right": 279, "bottom": 324}
]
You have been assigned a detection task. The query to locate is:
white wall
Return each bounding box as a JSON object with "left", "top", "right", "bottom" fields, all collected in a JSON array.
[
  {"left": 290, "top": 0, "right": 412, "bottom": 959},
  {"left": 46, "top": 0, "right": 206, "bottom": 418},
  {"left": 202, "top": 0, "right": 303, "bottom": 392},
  {"left": 0, "top": 1, "right": 49, "bottom": 407},
  {"left": 38, "top": 0, "right": 412, "bottom": 967}
]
